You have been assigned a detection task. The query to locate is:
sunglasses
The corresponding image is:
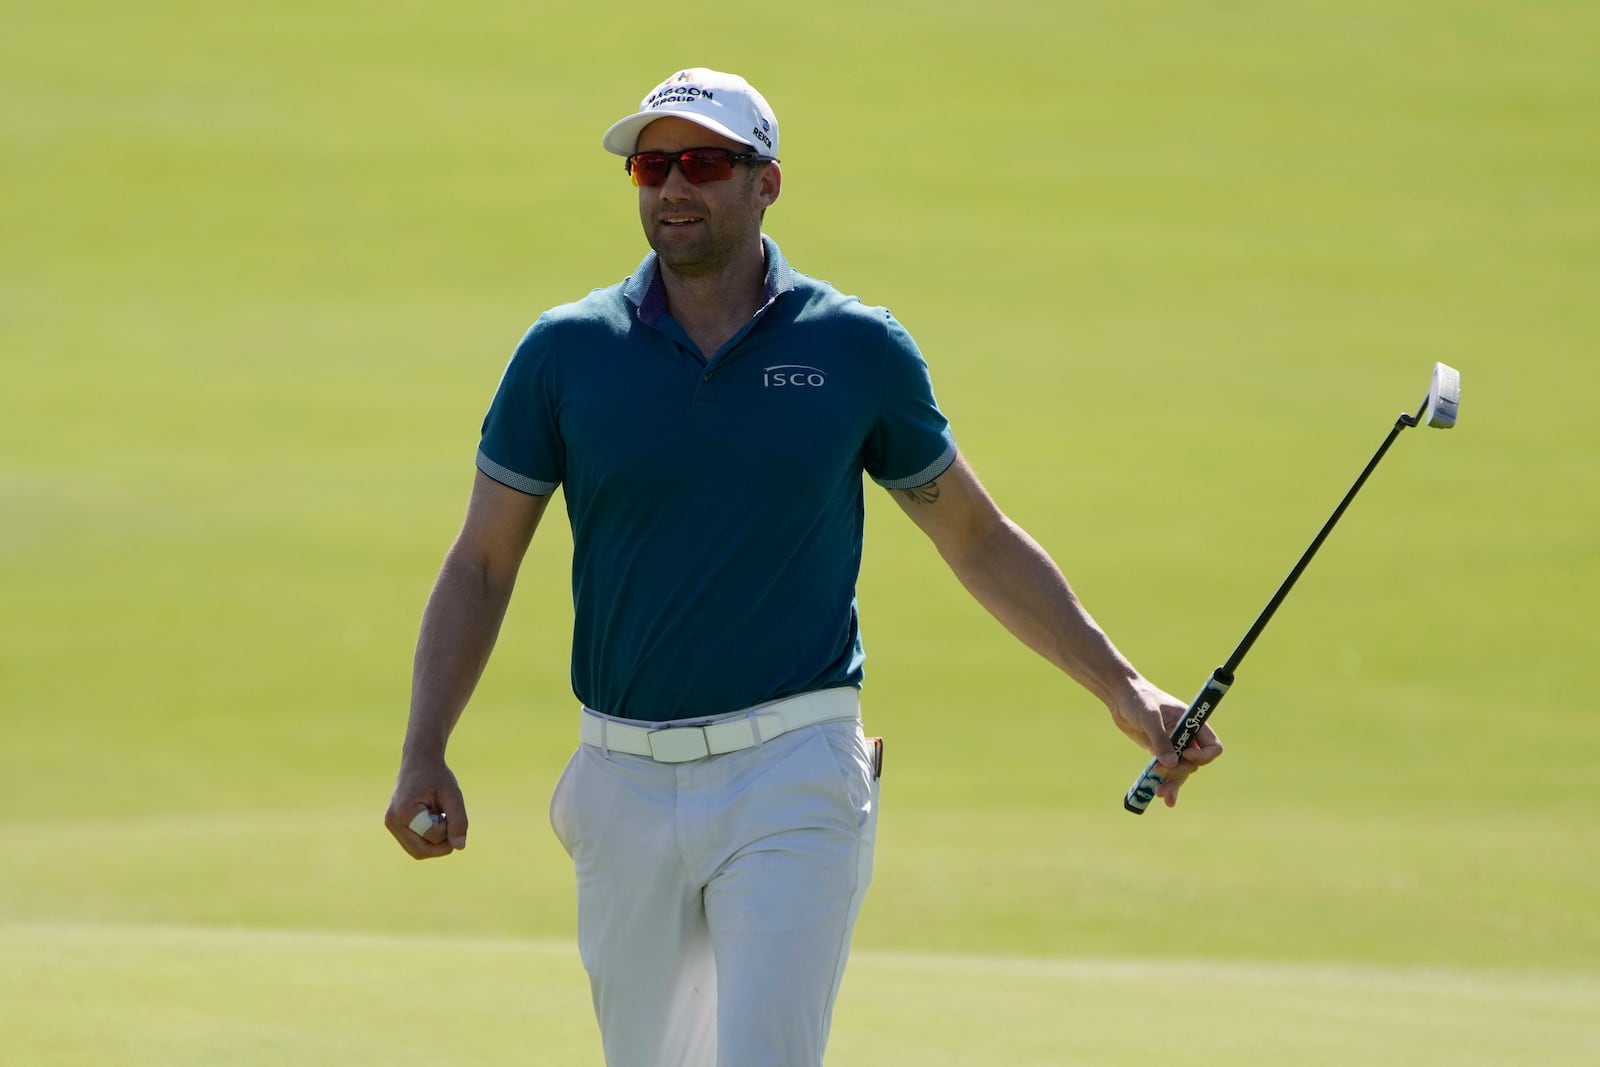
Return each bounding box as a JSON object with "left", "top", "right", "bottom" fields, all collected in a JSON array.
[{"left": 625, "top": 147, "right": 775, "bottom": 187}]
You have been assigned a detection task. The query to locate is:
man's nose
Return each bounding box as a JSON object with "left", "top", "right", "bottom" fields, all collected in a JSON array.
[{"left": 655, "top": 159, "right": 697, "bottom": 197}]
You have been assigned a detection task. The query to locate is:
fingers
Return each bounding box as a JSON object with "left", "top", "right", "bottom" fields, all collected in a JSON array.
[
  {"left": 1148, "top": 727, "right": 1181, "bottom": 767},
  {"left": 1129, "top": 686, "right": 1227, "bottom": 808},
  {"left": 1154, "top": 699, "right": 1224, "bottom": 762},
  {"left": 1108, "top": 692, "right": 1182, "bottom": 766},
  {"left": 440, "top": 792, "right": 469, "bottom": 851},
  {"left": 1178, "top": 722, "right": 1225, "bottom": 767},
  {"left": 408, "top": 809, "right": 451, "bottom": 846},
  {"left": 384, "top": 769, "right": 470, "bottom": 859},
  {"left": 386, "top": 804, "right": 449, "bottom": 859},
  {"left": 1154, "top": 723, "right": 1225, "bottom": 806},
  {"left": 1153, "top": 758, "right": 1195, "bottom": 806},
  {"left": 1150, "top": 711, "right": 1191, "bottom": 767},
  {"left": 1132, "top": 703, "right": 1177, "bottom": 764},
  {"left": 1109, "top": 679, "right": 1227, "bottom": 810}
]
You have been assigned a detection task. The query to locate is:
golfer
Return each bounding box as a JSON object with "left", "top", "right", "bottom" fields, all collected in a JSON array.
[{"left": 384, "top": 67, "right": 1222, "bottom": 1067}]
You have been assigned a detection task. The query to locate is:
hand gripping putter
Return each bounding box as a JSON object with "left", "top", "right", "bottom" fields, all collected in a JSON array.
[{"left": 1124, "top": 362, "right": 1461, "bottom": 814}]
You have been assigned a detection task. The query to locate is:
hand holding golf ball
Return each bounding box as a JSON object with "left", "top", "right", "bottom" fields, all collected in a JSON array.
[
  {"left": 385, "top": 758, "right": 468, "bottom": 856},
  {"left": 389, "top": 798, "right": 464, "bottom": 856},
  {"left": 409, "top": 809, "right": 446, "bottom": 838}
]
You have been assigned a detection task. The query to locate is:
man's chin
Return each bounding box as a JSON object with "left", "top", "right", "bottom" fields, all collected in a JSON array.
[{"left": 648, "top": 231, "right": 715, "bottom": 272}]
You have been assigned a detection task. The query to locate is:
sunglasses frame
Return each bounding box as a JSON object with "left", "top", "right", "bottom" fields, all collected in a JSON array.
[{"left": 625, "top": 146, "right": 777, "bottom": 187}]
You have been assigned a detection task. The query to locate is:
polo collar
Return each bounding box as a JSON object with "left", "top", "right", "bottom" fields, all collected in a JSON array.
[{"left": 623, "top": 235, "right": 796, "bottom": 327}]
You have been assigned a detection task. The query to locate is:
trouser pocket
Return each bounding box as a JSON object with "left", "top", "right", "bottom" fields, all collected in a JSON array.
[{"left": 547, "top": 748, "right": 581, "bottom": 856}]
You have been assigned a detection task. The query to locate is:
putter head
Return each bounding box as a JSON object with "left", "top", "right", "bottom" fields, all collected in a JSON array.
[{"left": 1417, "top": 362, "right": 1461, "bottom": 429}]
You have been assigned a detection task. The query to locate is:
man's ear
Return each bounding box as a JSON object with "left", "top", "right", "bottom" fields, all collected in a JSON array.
[{"left": 757, "top": 161, "right": 782, "bottom": 210}]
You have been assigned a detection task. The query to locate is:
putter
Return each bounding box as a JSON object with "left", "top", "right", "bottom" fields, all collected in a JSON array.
[{"left": 1123, "top": 362, "right": 1461, "bottom": 814}]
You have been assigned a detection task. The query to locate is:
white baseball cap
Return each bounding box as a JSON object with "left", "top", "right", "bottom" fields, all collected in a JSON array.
[{"left": 601, "top": 68, "right": 779, "bottom": 159}]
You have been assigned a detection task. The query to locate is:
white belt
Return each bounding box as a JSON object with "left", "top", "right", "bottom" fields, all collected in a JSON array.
[{"left": 579, "top": 687, "right": 859, "bottom": 764}]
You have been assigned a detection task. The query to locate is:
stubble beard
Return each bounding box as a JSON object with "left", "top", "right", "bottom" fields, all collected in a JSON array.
[
  {"left": 642, "top": 174, "right": 764, "bottom": 278},
  {"left": 646, "top": 215, "right": 762, "bottom": 278}
]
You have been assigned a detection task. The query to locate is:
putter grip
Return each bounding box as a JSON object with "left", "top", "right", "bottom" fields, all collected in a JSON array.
[{"left": 1122, "top": 669, "right": 1231, "bottom": 814}]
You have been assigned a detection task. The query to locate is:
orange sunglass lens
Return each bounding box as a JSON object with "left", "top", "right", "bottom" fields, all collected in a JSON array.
[{"left": 628, "top": 151, "right": 736, "bottom": 187}]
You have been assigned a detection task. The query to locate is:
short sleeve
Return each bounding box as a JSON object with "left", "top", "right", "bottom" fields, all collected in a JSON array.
[
  {"left": 476, "top": 319, "right": 564, "bottom": 496},
  {"left": 863, "top": 311, "right": 958, "bottom": 489}
]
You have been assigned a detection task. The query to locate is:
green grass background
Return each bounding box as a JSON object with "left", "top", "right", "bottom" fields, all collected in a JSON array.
[{"left": 4, "top": 1, "right": 1597, "bottom": 1063}]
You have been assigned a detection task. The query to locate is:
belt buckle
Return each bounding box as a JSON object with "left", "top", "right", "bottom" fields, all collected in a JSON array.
[{"left": 647, "top": 725, "right": 710, "bottom": 763}]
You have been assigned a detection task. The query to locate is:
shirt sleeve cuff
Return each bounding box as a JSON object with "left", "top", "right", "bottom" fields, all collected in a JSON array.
[
  {"left": 476, "top": 450, "right": 559, "bottom": 496},
  {"left": 870, "top": 439, "right": 958, "bottom": 490}
]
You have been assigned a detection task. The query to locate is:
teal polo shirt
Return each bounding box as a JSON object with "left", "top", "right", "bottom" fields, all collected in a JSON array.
[{"left": 477, "top": 237, "right": 957, "bottom": 722}]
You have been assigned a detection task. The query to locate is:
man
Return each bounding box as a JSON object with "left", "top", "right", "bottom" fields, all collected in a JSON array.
[{"left": 384, "top": 67, "right": 1222, "bottom": 1066}]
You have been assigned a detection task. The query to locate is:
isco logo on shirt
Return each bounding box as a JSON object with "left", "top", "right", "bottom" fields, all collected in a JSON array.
[{"left": 763, "top": 364, "right": 827, "bottom": 388}]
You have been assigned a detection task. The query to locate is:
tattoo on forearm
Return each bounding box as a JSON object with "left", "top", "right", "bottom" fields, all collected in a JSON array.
[{"left": 900, "top": 480, "right": 940, "bottom": 505}]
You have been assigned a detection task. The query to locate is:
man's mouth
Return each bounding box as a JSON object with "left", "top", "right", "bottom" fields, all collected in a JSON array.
[{"left": 659, "top": 214, "right": 703, "bottom": 227}]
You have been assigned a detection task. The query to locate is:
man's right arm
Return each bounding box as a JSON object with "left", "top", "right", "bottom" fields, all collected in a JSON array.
[{"left": 384, "top": 470, "right": 551, "bottom": 858}]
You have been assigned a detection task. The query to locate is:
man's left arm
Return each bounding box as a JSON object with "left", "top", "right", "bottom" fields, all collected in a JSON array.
[{"left": 889, "top": 451, "right": 1222, "bottom": 806}]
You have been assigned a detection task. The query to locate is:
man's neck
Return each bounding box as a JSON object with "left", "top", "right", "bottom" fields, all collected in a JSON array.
[{"left": 659, "top": 243, "right": 768, "bottom": 358}]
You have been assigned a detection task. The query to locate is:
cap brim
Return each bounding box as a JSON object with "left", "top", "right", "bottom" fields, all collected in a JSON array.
[{"left": 601, "top": 110, "right": 756, "bottom": 156}]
